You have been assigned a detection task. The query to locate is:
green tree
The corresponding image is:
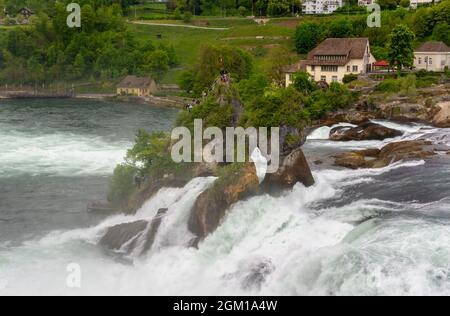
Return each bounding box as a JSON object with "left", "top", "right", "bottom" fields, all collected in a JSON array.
[
  {"left": 328, "top": 18, "right": 354, "bottom": 38},
  {"left": 267, "top": 0, "right": 290, "bottom": 16},
  {"left": 432, "top": 22, "right": 450, "bottom": 45},
  {"left": 400, "top": 0, "right": 410, "bottom": 8},
  {"left": 295, "top": 22, "right": 325, "bottom": 54},
  {"left": 293, "top": 71, "right": 315, "bottom": 95},
  {"left": 377, "top": 0, "right": 398, "bottom": 10},
  {"left": 146, "top": 50, "right": 170, "bottom": 81},
  {"left": 387, "top": 24, "right": 415, "bottom": 76}
]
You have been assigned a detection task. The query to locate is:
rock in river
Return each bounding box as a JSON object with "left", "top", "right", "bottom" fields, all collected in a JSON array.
[{"left": 330, "top": 122, "right": 403, "bottom": 141}]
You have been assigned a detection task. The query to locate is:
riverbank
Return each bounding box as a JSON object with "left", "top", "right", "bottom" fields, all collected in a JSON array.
[{"left": 0, "top": 92, "right": 187, "bottom": 109}]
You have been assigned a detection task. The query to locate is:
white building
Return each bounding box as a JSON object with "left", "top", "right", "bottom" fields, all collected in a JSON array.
[
  {"left": 358, "top": 0, "right": 374, "bottom": 6},
  {"left": 302, "top": 0, "right": 343, "bottom": 14},
  {"left": 414, "top": 41, "right": 450, "bottom": 72},
  {"left": 410, "top": 0, "right": 440, "bottom": 8},
  {"left": 285, "top": 38, "right": 377, "bottom": 85}
]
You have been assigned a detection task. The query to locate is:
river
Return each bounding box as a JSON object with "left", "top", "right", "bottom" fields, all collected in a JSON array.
[{"left": 1, "top": 99, "right": 450, "bottom": 295}]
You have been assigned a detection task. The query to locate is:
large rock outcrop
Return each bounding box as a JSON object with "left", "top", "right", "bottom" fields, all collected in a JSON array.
[
  {"left": 99, "top": 208, "right": 168, "bottom": 254},
  {"left": 261, "top": 148, "right": 315, "bottom": 193},
  {"left": 330, "top": 122, "right": 403, "bottom": 141},
  {"left": 432, "top": 101, "right": 450, "bottom": 128},
  {"left": 188, "top": 148, "right": 315, "bottom": 242},
  {"left": 188, "top": 164, "right": 260, "bottom": 241},
  {"left": 99, "top": 220, "right": 148, "bottom": 253}
]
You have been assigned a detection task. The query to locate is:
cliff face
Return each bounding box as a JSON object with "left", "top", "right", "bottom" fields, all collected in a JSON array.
[{"left": 184, "top": 84, "right": 315, "bottom": 242}]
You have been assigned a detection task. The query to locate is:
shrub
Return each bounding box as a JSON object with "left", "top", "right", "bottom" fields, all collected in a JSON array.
[
  {"left": 400, "top": 74, "right": 417, "bottom": 96},
  {"left": 343, "top": 73, "right": 359, "bottom": 84},
  {"left": 107, "top": 164, "right": 137, "bottom": 205},
  {"left": 238, "top": 6, "right": 247, "bottom": 17},
  {"left": 183, "top": 12, "right": 193, "bottom": 23},
  {"left": 375, "top": 78, "right": 401, "bottom": 93},
  {"left": 293, "top": 71, "right": 316, "bottom": 95},
  {"left": 305, "top": 83, "right": 358, "bottom": 119}
]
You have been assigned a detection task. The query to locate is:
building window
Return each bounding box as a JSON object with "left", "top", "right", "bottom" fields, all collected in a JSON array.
[
  {"left": 311, "top": 65, "right": 315, "bottom": 71},
  {"left": 418, "top": 57, "right": 422, "bottom": 65},
  {"left": 429, "top": 57, "right": 433, "bottom": 65},
  {"left": 352, "top": 65, "right": 358, "bottom": 72},
  {"left": 332, "top": 76, "right": 338, "bottom": 82},
  {"left": 321, "top": 65, "right": 338, "bottom": 72},
  {"left": 347, "top": 66, "right": 351, "bottom": 72},
  {"left": 321, "top": 76, "right": 326, "bottom": 82}
]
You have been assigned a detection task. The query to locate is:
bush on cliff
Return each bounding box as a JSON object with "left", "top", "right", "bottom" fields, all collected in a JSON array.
[
  {"left": 240, "top": 85, "right": 310, "bottom": 130},
  {"left": 108, "top": 163, "right": 137, "bottom": 206},
  {"left": 126, "top": 130, "right": 190, "bottom": 180},
  {"left": 185, "top": 44, "right": 253, "bottom": 95},
  {"left": 176, "top": 95, "right": 235, "bottom": 131}
]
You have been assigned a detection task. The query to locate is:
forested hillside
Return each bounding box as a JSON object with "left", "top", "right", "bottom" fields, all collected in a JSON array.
[{"left": 0, "top": 1, "right": 176, "bottom": 85}]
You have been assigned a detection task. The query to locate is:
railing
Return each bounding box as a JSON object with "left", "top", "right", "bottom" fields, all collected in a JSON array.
[{"left": 0, "top": 85, "right": 74, "bottom": 98}]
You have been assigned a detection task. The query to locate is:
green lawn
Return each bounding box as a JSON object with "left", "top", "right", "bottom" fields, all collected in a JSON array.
[{"left": 128, "top": 17, "right": 298, "bottom": 84}]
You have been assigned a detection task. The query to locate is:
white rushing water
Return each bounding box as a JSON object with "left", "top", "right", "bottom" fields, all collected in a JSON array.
[
  {"left": 1, "top": 119, "right": 449, "bottom": 296},
  {"left": 307, "top": 120, "right": 436, "bottom": 150},
  {"left": 0, "top": 129, "right": 129, "bottom": 177},
  {"left": 1, "top": 158, "right": 447, "bottom": 296}
]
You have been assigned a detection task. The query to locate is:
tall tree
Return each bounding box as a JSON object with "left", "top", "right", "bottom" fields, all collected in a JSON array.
[
  {"left": 387, "top": 24, "right": 415, "bottom": 76},
  {"left": 295, "top": 22, "right": 325, "bottom": 54}
]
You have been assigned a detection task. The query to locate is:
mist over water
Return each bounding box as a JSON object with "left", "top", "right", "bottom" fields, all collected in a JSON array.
[{"left": 1, "top": 100, "right": 450, "bottom": 296}]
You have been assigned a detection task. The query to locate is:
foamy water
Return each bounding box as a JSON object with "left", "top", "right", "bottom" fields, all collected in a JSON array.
[
  {"left": 1, "top": 105, "right": 449, "bottom": 296},
  {"left": 0, "top": 129, "right": 129, "bottom": 177}
]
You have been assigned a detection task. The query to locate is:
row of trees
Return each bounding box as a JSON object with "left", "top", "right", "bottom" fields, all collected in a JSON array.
[
  {"left": 166, "top": 0, "right": 302, "bottom": 17},
  {"left": 0, "top": 0, "right": 138, "bottom": 16},
  {"left": 0, "top": 1, "right": 176, "bottom": 85}
]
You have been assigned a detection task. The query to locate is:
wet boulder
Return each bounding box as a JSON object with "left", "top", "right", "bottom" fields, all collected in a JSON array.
[
  {"left": 432, "top": 101, "right": 450, "bottom": 128},
  {"left": 262, "top": 148, "right": 315, "bottom": 193},
  {"left": 99, "top": 208, "right": 169, "bottom": 255},
  {"left": 330, "top": 122, "right": 403, "bottom": 141},
  {"left": 99, "top": 220, "right": 149, "bottom": 253}
]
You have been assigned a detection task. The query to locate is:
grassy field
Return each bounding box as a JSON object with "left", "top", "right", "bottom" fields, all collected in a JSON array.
[{"left": 128, "top": 17, "right": 299, "bottom": 84}]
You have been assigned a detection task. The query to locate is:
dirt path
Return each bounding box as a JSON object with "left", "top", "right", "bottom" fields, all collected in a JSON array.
[{"left": 129, "top": 21, "right": 229, "bottom": 31}]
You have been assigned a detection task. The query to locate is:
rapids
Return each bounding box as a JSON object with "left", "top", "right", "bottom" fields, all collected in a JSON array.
[{"left": 0, "top": 100, "right": 449, "bottom": 295}]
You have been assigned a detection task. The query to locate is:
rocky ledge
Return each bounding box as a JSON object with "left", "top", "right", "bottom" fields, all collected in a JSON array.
[
  {"left": 333, "top": 140, "right": 440, "bottom": 169},
  {"left": 189, "top": 147, "right": 315, "bottom": 244}
]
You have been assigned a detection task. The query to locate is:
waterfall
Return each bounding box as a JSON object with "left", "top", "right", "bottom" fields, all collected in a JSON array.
[{"left": 0, "top": 121, "right": 449, "bottom": 295}]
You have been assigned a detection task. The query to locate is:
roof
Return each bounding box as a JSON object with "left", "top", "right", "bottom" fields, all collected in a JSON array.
[
  {"left": 415, "top": 41, "right": 450, "bottom": 53},
  {"left": 285, "top": 60, "right": 308, "bottom": 73},
  {"left": 306, "top": 38, "right": 370, "bottom": 66},
  {"left": 374, "top": 60, "right": 389, "bottom": 67},
  {"left": 117, "top": 76, "right": 154, "bottom": 89},
  {"left": 18, "top": 7, "right": 34, "bottom": 14}
]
